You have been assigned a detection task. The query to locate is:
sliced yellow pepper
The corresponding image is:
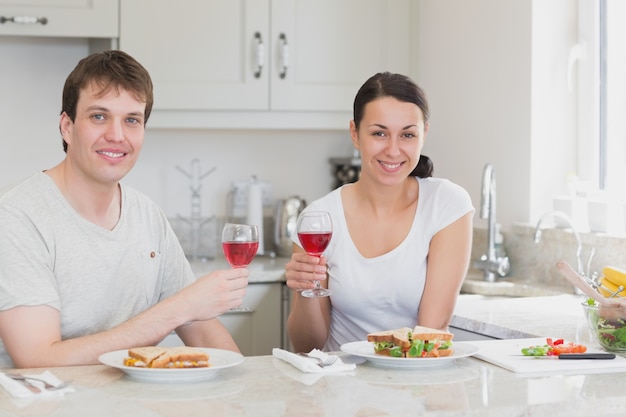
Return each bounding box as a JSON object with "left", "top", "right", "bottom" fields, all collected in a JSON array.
[
  {"left": 603, "top": 266, "right": 626, "bottom": 288},
  {"left": 599, "top": 276, "right": 626, "bottom": 297}
]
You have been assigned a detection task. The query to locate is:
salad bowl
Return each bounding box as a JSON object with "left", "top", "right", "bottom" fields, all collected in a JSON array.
[{"left": 582, "top": 301, "right": 626, "bottom": 352}]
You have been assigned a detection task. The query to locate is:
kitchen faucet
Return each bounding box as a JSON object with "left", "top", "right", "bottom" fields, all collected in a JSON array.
[
  {"left": 533, "top": 210, "right": 595, "bottom": 282},
  {"left": 473, "top": 163, "right": 510, "bottom": 282}
]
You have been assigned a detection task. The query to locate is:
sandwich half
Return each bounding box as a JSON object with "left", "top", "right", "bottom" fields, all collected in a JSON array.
[
  {"left": 123, "top": 346, "right": 210, "bottom": 368},
  {"left": 367, "top": 325, "right": 454, "bottom": 358}
]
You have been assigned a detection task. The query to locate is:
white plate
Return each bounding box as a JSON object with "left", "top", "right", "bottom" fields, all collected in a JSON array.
[
  {"left": 340, "top": 341, "right": 479, "bottom": 369},
  {"left": 98, "top": 348, "right": 244, "bottom": 383}
]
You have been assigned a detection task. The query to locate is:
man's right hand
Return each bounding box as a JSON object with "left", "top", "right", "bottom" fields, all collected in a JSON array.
[{"left": 179, "top": 268, "right": 249, "bottom": 321}]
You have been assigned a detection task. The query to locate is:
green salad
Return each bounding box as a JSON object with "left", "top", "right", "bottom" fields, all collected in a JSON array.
[{"left": 586, "top": 297, "right": 626, "bottom": 350}]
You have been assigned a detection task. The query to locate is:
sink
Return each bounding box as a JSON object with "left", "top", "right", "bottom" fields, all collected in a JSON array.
[{"left": 460, "top": 279, "right": 563, "bottom": 297}]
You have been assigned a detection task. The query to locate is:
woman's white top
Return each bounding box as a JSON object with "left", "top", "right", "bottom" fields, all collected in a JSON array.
[{"left": 292, "top": 177, "right": 474, "bottom": 351}]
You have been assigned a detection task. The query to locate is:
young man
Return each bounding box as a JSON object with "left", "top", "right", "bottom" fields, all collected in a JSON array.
[{"left": 0, "top": 50, "right": 248, "bottom": 368}]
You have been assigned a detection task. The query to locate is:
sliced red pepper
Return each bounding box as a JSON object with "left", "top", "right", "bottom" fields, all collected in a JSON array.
[
  {"left": 546, "top": 338, "right": 564, "bottom": 347},
  {"left": 523, "top": 338, "right": 587, "bottom": 356}
]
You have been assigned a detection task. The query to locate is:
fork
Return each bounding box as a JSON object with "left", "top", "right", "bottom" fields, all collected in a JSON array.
[
  {"left": 6, "top": 373, "right": 70, "bottom": 391},
  {"left": 296, "top": 352, "right": 338, "bottom": 367}
]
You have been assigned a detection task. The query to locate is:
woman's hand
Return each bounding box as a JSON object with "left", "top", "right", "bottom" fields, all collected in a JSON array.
[{"left": 285, "top": 252, "right": 328, "bottom": 292}]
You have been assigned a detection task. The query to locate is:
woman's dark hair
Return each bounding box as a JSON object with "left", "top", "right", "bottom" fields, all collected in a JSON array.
[
  {"left": 60, "top": 50, "right": 154, "bottom": 153},
  {"left": 353, "top": 72, "right": 433, "bottom": 178}
]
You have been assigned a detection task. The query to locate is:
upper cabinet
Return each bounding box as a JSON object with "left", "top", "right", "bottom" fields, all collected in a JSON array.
[
  {"left": 121, "top": 0, "right": 270, "bottom": 112},
  {"left": 0, "top": 0, "right": 118, "bottom": 38},
  {"left": 271, "top": 0, "right": 411, "bottom": 112},
  {"left": 119, "top": 0, "right": 412, "bottom": 129}
]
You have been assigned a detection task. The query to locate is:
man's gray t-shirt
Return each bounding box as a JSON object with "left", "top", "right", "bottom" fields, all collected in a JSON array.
[{"left": 0, "top": 172, "right": 195, "bottom": 367}]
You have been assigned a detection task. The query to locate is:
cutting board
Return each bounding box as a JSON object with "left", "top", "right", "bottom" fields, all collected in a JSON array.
[{"left": 470, "top": 338, "right": 626, "bottom": 374}]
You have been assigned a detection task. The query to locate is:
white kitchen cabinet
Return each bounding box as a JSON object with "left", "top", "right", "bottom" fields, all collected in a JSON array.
[
  {"left": 119, "top": 0, "right": 412, "bottom": 129},
  {"left": 0, "top": 0, "right": 118, "bottom": 38},
  {"left": 218, "top": 282, "right": 286, "bottom": 356},
  {"left": 160, "top": 282, "right": 287, "bottom": 356},
  {"left": 269, "top": 0, "right": 411, "bottom": 112},
  {"left": 120, "top": 0, "right": 268, "bottom": 112}
]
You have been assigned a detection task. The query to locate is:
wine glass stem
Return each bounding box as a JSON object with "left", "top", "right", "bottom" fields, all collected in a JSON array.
[{"left": 313, "top": 280, "right": 322, "bottom": 290}]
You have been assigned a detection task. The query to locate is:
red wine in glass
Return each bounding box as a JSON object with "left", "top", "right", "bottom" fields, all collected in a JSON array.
[
  {"left": 297, "top": 231, "right": 332, "bottom": 256},
  {"left": 221, "top": 223, "right": 259, "bottom": 268},
  {"left": 222, "top": 241, "right": 259, "bottom": 268},
  {"left": 297, "top": 211, "right": 333, "bottom": 297}
]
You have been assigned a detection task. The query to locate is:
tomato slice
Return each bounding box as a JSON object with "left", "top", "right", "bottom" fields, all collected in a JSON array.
[
  {"left": 543, "top": 338, "right": 586, "bottom": 355},
  {"left": 551, "top": 342, "right": 587, "bottom": 355}
]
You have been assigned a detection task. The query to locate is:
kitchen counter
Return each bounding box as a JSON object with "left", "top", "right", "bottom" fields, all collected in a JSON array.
[
  {"left": 4, "top": 343, "right": 626, "bottom": 416},
  {"left": 4, "top": 295, "right": 626, "bottom": 416},
  {"left": 189, "top": 256, "right": 288, "bottom": 282},
  {"left": 452, "top": 294, "right": 595, "bottom": 345}
]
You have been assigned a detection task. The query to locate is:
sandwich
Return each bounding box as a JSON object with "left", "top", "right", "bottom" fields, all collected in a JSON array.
[
  {"left": 123, "top": 346, "right": 210, "bottom": 368},
  {"left": 367, "top": 325, "right": 454, "bottom": 358}
]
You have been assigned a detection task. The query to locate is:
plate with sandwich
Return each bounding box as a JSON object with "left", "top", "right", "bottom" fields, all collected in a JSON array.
[
  {"left": 341, "top": 325, "right": 478, "bottom": 369},
  {"left": 98, "top": 346, "right": 244, "bottom": 383}
]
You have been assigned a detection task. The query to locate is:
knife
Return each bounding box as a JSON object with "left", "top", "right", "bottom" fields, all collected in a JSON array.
[{"left": 558, "top": 353, "right": 616, "bottom": 360}]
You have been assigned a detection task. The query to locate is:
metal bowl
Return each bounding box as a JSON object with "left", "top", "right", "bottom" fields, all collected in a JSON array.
[{"left": 582, "top": 301, "right": 626, "bottom": 352}]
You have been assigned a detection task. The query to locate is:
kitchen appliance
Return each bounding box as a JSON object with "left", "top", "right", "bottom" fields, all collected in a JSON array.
[
  {"left": 246, "top": 178, "right": 265, "bottom": 255},
  {"left": 329, "top": 150, "right": 361, "bottom": 189},
  {"left": 228, "top": 177, "right": 273, "bottom": 256},
  {"left": 274, "top": 196, "right": 306, "bottom": 257}
]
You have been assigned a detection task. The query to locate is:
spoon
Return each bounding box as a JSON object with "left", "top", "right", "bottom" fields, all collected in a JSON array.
[{"left": 556, "top": 260, "right": 620, "bottom": 307}]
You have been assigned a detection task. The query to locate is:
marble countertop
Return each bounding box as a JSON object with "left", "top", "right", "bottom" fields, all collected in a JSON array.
[
  {"left": 2, "top": 294, "right": 625, "bottom": 416},
  {"left": 189, "top": 255, "right": 288, "bottom": 283},
  {"left": 2, "top": 285, "right": 620, "bottom": 416},
  {"left": 452, "top": 294, "right": 595, "bottom": 345},
  {"left": 4, "top": 344, "right": 626, "bottom": 417}
]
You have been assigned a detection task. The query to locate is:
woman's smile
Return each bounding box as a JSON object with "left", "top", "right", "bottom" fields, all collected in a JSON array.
[{"left": 378, "top": 160, "right": 405, "bottom": 172}]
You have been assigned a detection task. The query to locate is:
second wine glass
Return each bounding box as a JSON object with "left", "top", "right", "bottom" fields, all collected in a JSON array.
[
  {"left": 221, "top": 223, "right": 259, "bottom": 268},
  {"left": 297, "top": 211, "right": 333, "bottom": 298}
]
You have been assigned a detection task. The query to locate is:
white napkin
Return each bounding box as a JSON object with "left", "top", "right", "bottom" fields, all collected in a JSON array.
[
  {"left": 0, "top": 370, "right": 74, "bottom": 399},
  {"left": 272, "top": 348, "right": 356, "bottom": 373}
]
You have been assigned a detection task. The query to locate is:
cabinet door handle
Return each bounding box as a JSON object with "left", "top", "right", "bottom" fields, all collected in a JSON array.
[
  {"left": 253, "top": 32, "right": 264, "bottom": 79},
  {"left": 278, "top": 33, "right": 289, "bottom": 79},
  {"left": 0, "top": 16, "right": 48, "bottom": 25}
]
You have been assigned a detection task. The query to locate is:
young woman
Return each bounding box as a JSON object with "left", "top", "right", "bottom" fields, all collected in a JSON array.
[{"left": 285, "top": 72, "right": 474, "bottom": 352}]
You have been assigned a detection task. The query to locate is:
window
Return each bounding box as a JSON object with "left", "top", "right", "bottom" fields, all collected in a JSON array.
[
  {"left": 572, "top": 0, "right": 626, "bottom": 235},
  {"left": 599, "top": 0, "right": 626, "bottom": 194}
]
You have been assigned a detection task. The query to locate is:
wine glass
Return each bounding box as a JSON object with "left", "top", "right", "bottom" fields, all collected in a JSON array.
[
  {"left": 221, "top": 223, "right": 259, "bottom": 268},
  {"left": 297, "top": 211, "right": 333, "bottom": 298}
]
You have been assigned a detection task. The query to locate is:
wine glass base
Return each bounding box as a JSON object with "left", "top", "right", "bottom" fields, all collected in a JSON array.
[{"left": 301, "top": 288, "right": 332, "bottom": 298}]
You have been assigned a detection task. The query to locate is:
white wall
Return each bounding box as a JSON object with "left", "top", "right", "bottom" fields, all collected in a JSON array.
[
  {"left": 412, "top": 0, "right": 578, "bottom": 231},
  {"left": 0, "top": 1, "right": 581, "bottom": 231},
  {"left": 0, "top": 37, "right": 84, "bottom": 188},
  {"left": 125, "top": 128, "right": 351, "bottom": 219}
]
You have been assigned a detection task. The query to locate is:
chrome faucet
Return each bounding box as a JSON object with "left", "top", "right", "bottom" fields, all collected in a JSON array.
[
  {"left": 473, "top": 163, "right": 510, "bottom": 282},
  {"left": 533, "top": 210, "right": 595, "bottom": 281}
]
